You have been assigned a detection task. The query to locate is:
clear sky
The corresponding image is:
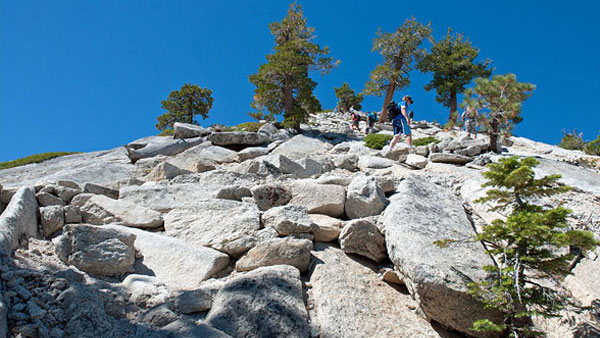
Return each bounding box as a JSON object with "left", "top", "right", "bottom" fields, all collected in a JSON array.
[{"left": 1, "top": 0, "right": 599, "bottom": 162}]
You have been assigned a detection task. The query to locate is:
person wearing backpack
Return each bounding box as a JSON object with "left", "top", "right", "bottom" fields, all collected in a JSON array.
[
  {"left": 366, "top": 111, "right": 378, "bottom": 134},
  {"left": 389, "top": 95, "right": 413, "bottom": 148},
  {"left": 461, "top": 105, "right": 479, "bottom": 139},
  {"left": 350, "top": 107, "right": 360, "bottom": 131}
]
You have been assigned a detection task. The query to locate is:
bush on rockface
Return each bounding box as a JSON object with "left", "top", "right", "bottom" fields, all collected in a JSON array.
[
  {"left": 0, "top": 152, "right": 80, "bottom": 170},
  {"left": 364, "top": 134, "right": 393, "bottom": 150},
  {"left": 584, "top": 134, "right": 600, "bottom": 156},
  {"left": 413, "top": 136, "right": 441, "bottom": 147},
  {"left": 558, "top": 130, "right": 585, "bottom": 150}
]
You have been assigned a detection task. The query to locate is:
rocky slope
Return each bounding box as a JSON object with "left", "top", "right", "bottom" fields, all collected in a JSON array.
[{"left": 0, "top": 114, "right": 599, "bottom": 338}]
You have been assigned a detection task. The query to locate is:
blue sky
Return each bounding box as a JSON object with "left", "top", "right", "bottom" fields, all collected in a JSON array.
[{"left": 1, "top": 0, "right": 599, "bottom": 162}]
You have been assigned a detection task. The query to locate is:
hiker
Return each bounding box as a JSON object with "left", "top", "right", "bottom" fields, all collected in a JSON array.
[
  {"left": 350, "top": 107, "right": 360, "bottom": 131},
  {"left": 366, "top": 111, "right": 378, "bottom": 134},
  {"left": 461, "top": 106, "right": 479, "bottom": 139},
  {"left": 389, "top": 95, "right": 413, "bottom": 148}
]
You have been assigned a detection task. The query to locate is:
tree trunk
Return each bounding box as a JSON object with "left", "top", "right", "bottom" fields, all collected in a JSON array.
[
  {"left": 490, "top": 117, "right": 500, "bottom": 153},
  {"left": 449, "top": 89, "right": 457, "bottom": 122},
  {"left": 380, "top": 54, "right": 404, "bottom": 122},
  {"left": 282, "top": 84, "right": 296, "bottom": 128}
]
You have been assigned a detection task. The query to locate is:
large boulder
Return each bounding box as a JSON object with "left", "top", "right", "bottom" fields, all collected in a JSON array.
[
  {"left": 0, "top": 186, "right": 38, "bottom": 256},
  {"left": 345, "top": 175, "right": 386, "bottom": 219},
  {"left": 173, "top": 122, "right": 210, "bottom": 139},
  {"left": 429, "top": 153, "right": 472, "bottom": 165},
  {"left": 145, "top": 162, "right": 187, "bottom": 181},
  {"left": 197, "top": 145, "right": 239, "bottom": 164},
  {"left": 206, "top": 265, "right": 310, "bottom": 338},
  {"left": 339, "top": 219, "right": 387, "bottom": 263},
  {"left": 309, "top": 244, "right": 441, "bottom": 338},
  {"left": 208, "top": 131, "right": 270, "bottom": 146},
  {"left": 405, "top": 154, "right": 428, "bottom": 169},
  {"left": 262, "top": 205, "right": 314, "bottom": 236},
  {"left": 105, "top": 225, "right": 230, "bottom": 289},
  {"left": 260, "top": 154, "right": 305, "bottom": 177},
  {"left": 358, "top": 156, "right": 397, "bottom": 170},
  {"left": 383, "top": 175, "right": 502, "bottom": 337},
  {"left": 39, "top": 205, "right": 65, "bottom": 237},
  {"left": 290, "top": 180, "right": 345, "bottom": 217},
  {"left": 271, "top": 134, "right": 332, "bottom": 160},
  {"left": 53, "top": 224, "right": 136, "bottom": 276},
  {"left": 124, "top": 136, "right": 204, "bottom": 163},
  {"left": 250, "top": 183, "right": 292, "bottom": 211},
  {"left": 119, "top": 183, "right": 216, "bottom": 212},
  {"left": 83, "top": 182, "right": 119, "bottom": 199},
  {"left": 80, "top": 195, "right": 163, "bottom": 229},
  {"left": 164, "top": 199, "right": 261, "bottom": 257},
  {"left": 309, "top": 214, "right": 342, "bottom": 242},
  {"left": 235, "top": 238, "right": 312, "bottom": 273},
  {"left": 238, "top": 146, "right": 270, "bottom": 162}
]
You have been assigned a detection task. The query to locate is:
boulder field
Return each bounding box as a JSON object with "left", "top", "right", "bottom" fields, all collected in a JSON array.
[{"left": 0, "top": 114, "right": 599, "bottom": 338}]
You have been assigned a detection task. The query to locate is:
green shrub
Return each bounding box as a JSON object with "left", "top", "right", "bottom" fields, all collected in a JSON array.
[
  {"left": 233, "top": 122, "right": 264, "bottom": 132},
  {"left": 584, "top": 134, "right": 600, "bottom": 156},
  {"left": 364, "top": 134, "right": 393, "bottom": 149},
  {"left": 0, "top": 152, "right": 80, "bottom": 170},
  {"left": 413, "top": 136, "right": 441, "bottom": 147},
  {"left": 157, "top": 129, "right": 174, "bottom": 136},
  {"left": 558, "top": 130, "right": 585, "bottom": 150}
]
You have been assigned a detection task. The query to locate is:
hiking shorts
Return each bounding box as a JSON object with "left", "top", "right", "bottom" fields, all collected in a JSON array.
[
  {"left": 465, "top": 118, "right": 476, "bottom": 133},
  {"left": 392, "top": 117, "right": 411, "bottom": 136}
]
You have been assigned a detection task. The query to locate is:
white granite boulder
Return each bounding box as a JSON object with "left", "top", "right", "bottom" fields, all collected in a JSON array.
[
  {"left": 339, "top": 219, "right": 387, "bottom": 263},
  {"left": 261, "top": 205, "right": 314, "bottom": 236},
  {"left": 208, "top": 131, "right": 270, "bottom": 146},
  {"left": 309, "top": 214, "right": 342, "bottom": 242},
  {"left": 80, "top": 195, "right": 163, "bottom": 229},
  {"left": 250, "top": 183, "right": 292, "bottom": 211},
  {"left": 0, "top": 186, "right": 38, "bottom": 255},
  {"left": 345, "top": 175, "right": 386, "bottom": 219},
  {"left": 290, "top": 180, "right": 345, "bottom": 217},
  {"left": 271, "top": 134, "right": 332, "bottom": 160},
  {"left": 173, "top": 122, "right": 210, "bottom": 139},
  {"left": 235, "top": 238, "right": 312, "bottom": 273}
]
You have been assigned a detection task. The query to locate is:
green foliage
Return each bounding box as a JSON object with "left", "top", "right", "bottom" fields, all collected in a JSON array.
[
  {"left": 364, "top": 17, "right": 432, "bottom": 97},
  {"left": 157, "top": 129, "right": 174, "bottom": 136},
  {"left": 249, "top": 3, "right": 337, "bottom": 129},
  {"left": 334, "top": 83, "right": 363, "bottom": 112},
  {"left": 558, "top": 130, "right": 585, "bottom": 150},
  {"left": 0, "top": 152, "right": 80, "bottom": 170},
  {"left": 232, "top": 122, "right": 265, "bottom": 132},
  {"left": 468, "top": 157, "right": 599, "bottom": 337},
  {"left": 417, "top": 28, "right": 492, "bottom": 121},
  {"left": 584, "top": 133, "right": 600, "bottom": 156},
  {"left": 364, "top": 134, "right": 393, "bottom": 149},
  {"left": 413, "top": 136, "right": 440, "bottom": 147},
  {"left": 156, "top": 83, "right": 214, "bottom": 131},
  {"left": 463, "top": 74, "right": 535, "bottom": 152}
]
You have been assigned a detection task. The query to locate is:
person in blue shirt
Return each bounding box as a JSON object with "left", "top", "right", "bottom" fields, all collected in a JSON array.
[{"left": 390, "top": 95, "right": 413, "bottom": 148}]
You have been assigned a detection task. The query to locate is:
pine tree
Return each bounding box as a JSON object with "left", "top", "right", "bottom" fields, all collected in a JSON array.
[
  {"left": 417, "top": 28, "right": 492, "bottom": 123},
  {"left": 468, "top": 157, "right": 598, "bottom": 337},
  {"left": 249, "top": 3, "right": 337, "bottom": 129},
  {"left": 156, "top": 83, "right": 213, "bottom": 131},
  {"left": 334, "top": 83, "right": 363, "bottom": 112},
  {"left": 364, "top": 17, "right": 431, "bottom": 121},
  {"left": 463, "top": 74, "right": 535, "bottom": 152}
]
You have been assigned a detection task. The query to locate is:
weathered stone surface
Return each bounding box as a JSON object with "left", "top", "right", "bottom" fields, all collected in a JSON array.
[
  {"left": 250, "top": 183, "right": 292, "bottom": 211},
  {"left": 0, "top": 187, "right": 16, "bottom": 204},
  {"left": 382, "top": 144, "right": 411, "bottom": 161},
  {"left": 345, "top": 175, "right": 386, "bottom": 219},
  {"left": 63, "top": 205, "right": 82, "bottom": 224},
  {"left": 197, "top": 146, "right": 239, "bottom": 164},
  {"left": 535, "top": 158, "right": 600, "bottom": 195},
  {"left": 213, "top": 185, "right": 251, "bottom": 201},
  {"left": 339, "top": 219, "right": 387, "bottom": 263},
  {"left": 309, "top": 214, "right": 342, "bottom": 242},
  {"left": 122, "top": 274, "right": 169, "bottom": 308},
  {"left": 162, "top": 320, "right": 233, "bottom": 338},
  {"left": 309, "top": 244, "right": 441, "bottom": 338},
  {"left": 383, "top": 175, "right": 502, "bottom": 337},
  {"left": 80, "top": 195, "right": 164, "bottom": 229},
  {"left": 238, "top": 146, "right": 270, "bottom": 162},
  {"left": 261, "top": 154, "right": 305, "bottom": 177},
  {"left": 39, "top": 206, "right": 64, "bottom": 237},
  {"left": 139, "top": 304, "right": 178, "bottom": 327},
  {"left": 124, "top": 136, "right": 204, "bottom": 163},
  {"left": 206, "top": 265, "right": 310, "bottom": 338},
  {"left": 296, "top": 157, "right": 322, "bottom": 177},
  {"left": 69, "top": 193, "right": 95, "bottom": 207},
  {"left": 290, "top": 180, "right": 345, "bottom": 217},
  {"left": 429, "top": 152, "right": 472, "bottom": 165},
  {"left": 415, "top": 145, "right": 429, "bottom": 157},
  {"left": 271, "top": 134, "right": 332, "bottom": 160},
  {"left": 333, "top": 154, "right": 359, "bottom": 171},
  {"left": 36, "top": 191, "right": 66, "bottom": 207},
  {"left": 164, "top": 199, "right": 261, "bottom": 256},
  {"left": 173, "top": 122, "right": 210, "bottom": 139},
  {"left": 358, "top": 156, "right": 397, "bottom": 170},
  {"left": 107, "top": 225, "right": 229, "bottom": 289},
  {"left": 83, "top": 182, "right": 119, "bottom": 199},
  {"left": 565, "top": 248, "right": 600, "bottom": 307},
  {"left": 208, "top": 131, "right": 270, "bottom": 146},
  {"left": 405, "top": 154, "right": 428, "bottom": 169},
  {"left": 53, "top": 224, "right": 136, "bottom": 276},
  {"left": 0, "top": 186, "right": 38, "bottom": 255},
  {"left": 168, "top": 288, "right": 214, "bottom": 314},
  {"left": 374, "top": 175, "right": 395, "bottom": 193},
  {"left": 258, "top": 122, "right": 278, "bottom": 136},
  {"left": 145, "top": 162, "right": 186, "bottom": 181},
  {"left": 236, "top": 238, "right": 312, "bottom": 273},
  {"left": 119, "top": 183, "right": 214, "bottom": 212},
  {"left": 262, "top": 205, "right": 314, "bottom": 236}
]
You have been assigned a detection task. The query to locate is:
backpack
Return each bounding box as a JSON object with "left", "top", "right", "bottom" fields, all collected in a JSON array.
[{"left": 386, "top": 101, "right": 400, "bottom": 121}]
